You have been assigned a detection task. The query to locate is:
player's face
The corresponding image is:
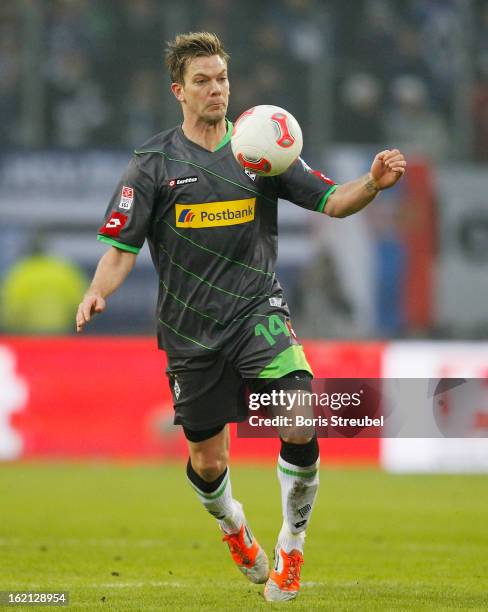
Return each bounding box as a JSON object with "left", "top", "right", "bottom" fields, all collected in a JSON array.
[{"left": 173, "top": 55, "right": 229, "bottom": 124}]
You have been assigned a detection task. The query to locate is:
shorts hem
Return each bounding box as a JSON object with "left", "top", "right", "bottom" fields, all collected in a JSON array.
[{"left": 173, "top": 413, "right": 248, "bottom": 431}]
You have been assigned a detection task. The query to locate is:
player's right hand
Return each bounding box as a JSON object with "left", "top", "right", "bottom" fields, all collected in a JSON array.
[{"left": 76, "top": 294, "right": 106, "bottom": 333}]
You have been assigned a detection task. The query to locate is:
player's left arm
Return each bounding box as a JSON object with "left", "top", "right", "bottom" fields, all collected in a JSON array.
[{"left": 324, "top": 149, "right": 407, "bottom": 218}]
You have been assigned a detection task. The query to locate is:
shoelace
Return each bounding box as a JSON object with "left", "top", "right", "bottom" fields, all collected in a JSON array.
[
  {"left": 223, "top": 532, "right": 252, "bottom": 565},
  {"left": 281, "top": 552, "right": 303, "bottom": 587}
]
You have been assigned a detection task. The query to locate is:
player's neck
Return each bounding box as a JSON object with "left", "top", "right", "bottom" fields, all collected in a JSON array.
[{"left": 181, "top": 117, "right": 227, "bottom": 152}]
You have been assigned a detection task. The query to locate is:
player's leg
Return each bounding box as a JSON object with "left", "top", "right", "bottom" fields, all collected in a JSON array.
[
  {"left": 267, "top": 433, "right": 319, "bottom": 601},
  {"left": 184, "top": 424, "right": 269, "bottom": 584},
  {"left": 276, "top": 431, "right": 320, "bottom": 558},
  {"left": 229, "top": 307, "right": 319, "bottom": 601},
  {"left": 262, "top": 374, "right": 320, "bottom": 602},
  {"left": 184, "top": 424, "right": 239, "bottom": 533},
  {"left": 167, "top": 356, "right": 268, "bottom": 584}
]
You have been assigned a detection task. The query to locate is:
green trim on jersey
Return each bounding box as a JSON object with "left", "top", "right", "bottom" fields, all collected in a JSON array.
[
  {"left": 134, "top": 149, "right": 278, "bottom": 207},
  {"left": 316, "top": 184, "right": 338, "bottom": 214},
  {"left": 160, "top": 279, "right": 227, "bottom": 326},
  {"left": 160, "top": 245, "right": 272, "bottom": 302},
  {"left": 160, "top": 283, "right": 288, "bottom": 327},
  {"left": 213, "top": 119, "right": 233, "bottom": 152},
  {"left": 97, "top": 235, "right": 140, "bottom": 254},
  {"left": 161, "top": 220, "right": 273, "bottom": 277},
  {"left": 158, "top": 317, "right": 218, "bottom": 351},
  {"left": 257, "top": 345, "right": 313, "bottom": 378}
]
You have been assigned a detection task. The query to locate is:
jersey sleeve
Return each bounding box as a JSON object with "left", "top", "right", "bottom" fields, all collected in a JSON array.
[
  {"left": 275, "top": 157, "right": 338, "bottom": 213},
  {"left": 97, "top": 156, "right": 157, "bottom": 253}
]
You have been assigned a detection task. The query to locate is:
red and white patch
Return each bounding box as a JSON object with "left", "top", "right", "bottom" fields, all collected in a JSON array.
[
  {"left": 312, "top": 170, "right": 335, "bottom": 185},
  {"left": 299, "top": 158, "right": 335, "bottom": 184},
  {"left": 119, "top": 185, "right": 134, "bottom": 210},
  {"left": 286, "top": 320, "right": 298, "bottom": 340},
  {"left": 99, "top": 212, "right": 128, "bottom": 237}
]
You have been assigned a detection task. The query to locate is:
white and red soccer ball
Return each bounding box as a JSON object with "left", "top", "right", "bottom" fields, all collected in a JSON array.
[{"left": 231, "top": 105, "right": 303, "bottom": 177}]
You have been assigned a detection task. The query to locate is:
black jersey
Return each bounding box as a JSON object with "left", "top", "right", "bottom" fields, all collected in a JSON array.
[{"left": 98, "top": 120, "right": 337, "bottom": 357}]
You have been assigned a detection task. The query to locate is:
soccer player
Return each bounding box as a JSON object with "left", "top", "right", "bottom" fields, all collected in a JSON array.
[{"left": 76, "top": 32, "right": 406, "bottom": 602}]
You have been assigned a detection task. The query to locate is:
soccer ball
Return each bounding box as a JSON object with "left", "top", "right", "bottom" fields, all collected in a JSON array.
[{"left": 231, "top": 105, "right": 303, "bottom": 177}]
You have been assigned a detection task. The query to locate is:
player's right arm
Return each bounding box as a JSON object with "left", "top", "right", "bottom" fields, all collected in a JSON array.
[
  {"left": 77, "top": 152, "right": 160, "bottom": 333},
  {"left": 76, "top": 247, "right": 136, "bottom": 332}
]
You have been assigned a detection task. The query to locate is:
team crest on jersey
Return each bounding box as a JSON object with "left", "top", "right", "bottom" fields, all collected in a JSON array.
[
  {"left": 244, "top": 168, "right": 256, "bottom": 182},
  {"left": 168, "top": 176, "right": 199, "bottom": 188},
  {"left": 175, "top": 198, "right": 255, "bottom": 228},
  {"left": 173, "top": 378, "right": 181, "bottom": 400},
  {"left": 119, "top": 186, "right": 134, "bottom": 210}
]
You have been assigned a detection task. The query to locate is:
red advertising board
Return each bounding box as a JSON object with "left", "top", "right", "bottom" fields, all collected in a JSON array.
[{"left": 0, "top": 338, "right": 383, "bottom": 463}]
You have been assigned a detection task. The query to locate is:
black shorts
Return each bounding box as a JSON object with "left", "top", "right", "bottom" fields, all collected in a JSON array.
[
  {"left": 165, "top": 309, "right": 313, "bottom": 431},
  {"left": 181, "top": 371, "right": 313, "bottom": 442}
]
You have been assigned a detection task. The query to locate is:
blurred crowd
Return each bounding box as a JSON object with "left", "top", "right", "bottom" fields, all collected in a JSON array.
[
  {"left": 2, "top": 0, "right": 488, "bottom": 340},
  {"left": 2, "top": 0, "right": 488, "bottom": 160}
]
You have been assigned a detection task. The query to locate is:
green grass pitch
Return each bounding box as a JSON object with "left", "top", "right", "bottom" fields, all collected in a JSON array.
[{"left": 0, "top": 463, "right": 487, "bottom": 610}]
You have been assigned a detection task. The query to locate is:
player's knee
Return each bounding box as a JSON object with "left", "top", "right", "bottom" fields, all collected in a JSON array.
[
  {"left": 191, "top": 450, "right": 229, "bottom": 482},
  {"left": 280, "top": 423, "right": 315, "bottom": 445},
  {"left": 280, "top": 432, "right": 319, "bottom": 468},
  {"left": 280, "top": 431, "right": 315, "bottom": 445}
]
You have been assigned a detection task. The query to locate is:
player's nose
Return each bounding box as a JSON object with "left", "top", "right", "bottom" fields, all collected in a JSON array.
[{"left": 210, "top": 78, "right": 223, "bottom": 94}]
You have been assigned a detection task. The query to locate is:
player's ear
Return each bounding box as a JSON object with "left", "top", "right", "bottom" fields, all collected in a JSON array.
[{"left": 171, "top": 82, "right": 185, "bottom": 103}]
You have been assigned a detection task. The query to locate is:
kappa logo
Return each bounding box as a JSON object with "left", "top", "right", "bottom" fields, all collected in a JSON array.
[
  {"left": 175, "top": 198, "right": 256, "bottom": 228},
  {"left": 169, "top": 176, "right": 198, "bottom": 188}
]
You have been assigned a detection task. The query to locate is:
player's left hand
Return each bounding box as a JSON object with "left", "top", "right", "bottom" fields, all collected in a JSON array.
[{"left": 370, "top": 149, "right": 406, "bottom": 190}]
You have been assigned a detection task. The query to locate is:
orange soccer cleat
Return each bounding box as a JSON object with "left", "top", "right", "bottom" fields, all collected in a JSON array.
[
  {"left": 264, "top": 547, "right": 304, "bottom": 602},
  {"left": 222, "top": 523, "right": 269, "bottom": 584}
]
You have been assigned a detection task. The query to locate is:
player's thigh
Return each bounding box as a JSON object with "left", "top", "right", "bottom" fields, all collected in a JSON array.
[
  {"left": 253, "top": 372, "right": 316, "bottom": 443},
  {"left": 229, "top": 310, "right": 315, "bottom": 442},
  {"left": 167, "top": 353, "right": 247, "bottom": 431}
]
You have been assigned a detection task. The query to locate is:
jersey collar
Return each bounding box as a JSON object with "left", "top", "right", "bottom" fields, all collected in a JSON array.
[
  {"left": 176, "top": 118, "right": 233, "bottom": 156},
  {"left": 213, "top": 119, "right": 233, "bottom": 152}
]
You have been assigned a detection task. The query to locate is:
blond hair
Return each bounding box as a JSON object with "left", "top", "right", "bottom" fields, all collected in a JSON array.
[{"left": 165, "top": 32, "right": 229, "bottom": 84}]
